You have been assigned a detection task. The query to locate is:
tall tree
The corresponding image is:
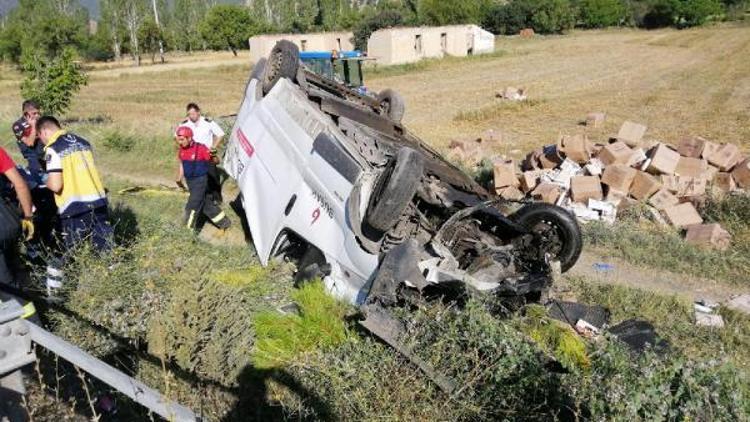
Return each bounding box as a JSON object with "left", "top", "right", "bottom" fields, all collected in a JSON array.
[
  {"left": 199, "top": 4, "right": 258, "bottom": 56},
  {"left": 101, "top": 0, "right": 126, "bottom": 61},
  {"left": 124, "top": 0, "right": 147, "bottom": 66}
]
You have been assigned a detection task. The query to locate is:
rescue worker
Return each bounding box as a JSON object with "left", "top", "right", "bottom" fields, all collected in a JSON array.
[
  {"left": 175, "top": 126, "right": 231, "bottom": 232},
  {"left": 36, "top": 116, "right": 113, "bottom": 259},
  {"left": 0, "top": 146, "right": 34, "bottom": 285},
  {"left": 177, "top": 103, "right": 225, "bottom": 202},
  {"left": 11, "top": 100, "right": 59, "bottom": 252}
]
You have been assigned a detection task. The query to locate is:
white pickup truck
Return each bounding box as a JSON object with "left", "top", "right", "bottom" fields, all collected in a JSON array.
[{"left": 223, "top": 41, "right": 582, "bottom": 308}]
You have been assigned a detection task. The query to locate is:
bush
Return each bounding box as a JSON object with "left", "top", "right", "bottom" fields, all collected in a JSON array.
[
  {"left": 418, "top": 0, "right": 488, "bottom": 26},
  {"left": 579, "top": 0, "right": 629, "bottom": 27},
  {"left": 102, "top": 131, "right": 137, "bottom": 152},
  {"left": 642, "top": 0, "right": 680, "bottom": 28},
  {"left": 678, "top": 0, "right": 724, "bottom": 27},
  {"left": 482, "top": 0, "right": 575, "bottom": 35},
  {"left": 20, "top": 47, "right": 88, "bottom": 116}
]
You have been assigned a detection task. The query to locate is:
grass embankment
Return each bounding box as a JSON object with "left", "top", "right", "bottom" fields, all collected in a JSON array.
[
  {"left": 22, "top": 174, "right": 750, "bottom": 420},
  {"left": 583, "top": 192, "right": 750, "bottom": 286}
]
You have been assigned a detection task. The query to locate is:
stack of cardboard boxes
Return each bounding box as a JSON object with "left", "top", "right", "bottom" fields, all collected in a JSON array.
[{"left": 481, "top": 119, "right": 747, "bottom": 251}]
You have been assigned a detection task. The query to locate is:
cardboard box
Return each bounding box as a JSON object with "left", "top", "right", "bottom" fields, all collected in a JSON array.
[
  {"left": 704, "top": 165, "right": 719, "bottom": 182},
  {"left": 586, "top": 112, "right": 606, "bottom": 128},
  {"left": 677, "top": 136, "right": 706, "bottom": 158},
  {"left": 678, "top": 177, "right": 707, "bottom": 197},
  {"left": 714, "top": 172, "right": 737, "bottom": 192},
  {"left": 731, "top": 159, "right": 750, "bottom": 189},
  {"left": 520, "top": 170, "right": 549, "bottom": 193},
  {"left": 627, "top": 148, "right": 648, "bottom": 167},
  {"left": 497, "top": 186, "right": 525, "bottom": 200},
  {"left": 649, "top": 189, "right": 680, "bottom": 210},
  {"left": 675, "top": 157, "right": 708, "bottom": 178},
  {"left": 707, "top": 143, "right": 741, "bottom": 171},
  {"left": 532, "top": 183, "right": 562, "bottom": 204},
  {"left": 630, "top": 171, "right": 662, "bottom": 200},
  {"left": 646, "top": 143, "right": 680, "bottom": 175},
  {"left": 663, "top": 203, "right": 703, "bottom": 227},
  {"left": 701, "top": 141, "right": 720, "bottom": 160},
  {"left": 617, "top": 121, "right": 647, "bottom": 147},
  {"left": 685, "top": 223, "right": 731, "bottom": 251},
  {"left": 558, "top": 134, "right": 590, "bottom": 164},
  {"left": 598, "top": 141, "right": 632, "bottom": 166},
  {"left": 482, "top": 129, "right": 503, "bottom": 144},
  {"left": 539, "top": 145, "right": 563, "bottom": 169},
  {"left": 570, "top": 176, "right": 603, "bottom": 204},
  {"left": 493, "top": 159, "right": 519, "bottom": 189},
  {"left": 601, "top": 164, "right": 637, "bottom": 192}
]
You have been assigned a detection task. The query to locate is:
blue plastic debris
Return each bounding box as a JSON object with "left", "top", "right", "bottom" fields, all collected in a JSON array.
[{"left": 593, "top": 262, "right": 614, "bottom": 272}]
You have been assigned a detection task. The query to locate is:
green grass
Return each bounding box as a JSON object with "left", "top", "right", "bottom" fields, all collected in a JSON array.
[
  {"left": 253, "top": 281, "right": 353, "bottom": 369},
  {"left": 583, "top": 193, "right": 750, "bottom": 285},
  {"left": 453, "top": 98, "right": 548, "bottom": 122}
]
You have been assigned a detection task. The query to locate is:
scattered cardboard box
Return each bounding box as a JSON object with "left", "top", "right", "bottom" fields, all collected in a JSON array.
[
  {"left": 539, "top": 145, "right": 563, "bottom": 169},
  {"left": 704, "top": 165, "right": 719, "bottom": 182},
  {"left": 726, "top": 295, "right": 750, "bottom": 316},
  {"left": 714, "top": 172, "right": 737, "bottom": 193},
  {"left": 497, "top": 87, "right": 527, "bottom": 101},
  {"left": 707, "top": 143, "right": 741, "bottom": 171},
  {"left": 675, "top": 157, "right": 708, "bottom": 178},
  {"left": 685, "top": 223, "right": 731, "bottom": 251},
  {"left": 586, "top": 112, "right": 606, "bottom": 128},
  {"left": 601, "top": 165, "right": 637, "bottom": 193},
  {"left": 558, "top": 134, "right": 590, "bottom": 164},
  {"left": 646, "top": 143, "right": 680, "bottom": 175},
  {"left": 493, "top": 159, "right": 519, "bottom": 189},
  {"left": 616, "top": 121, "right": 647, "bottom": 147},
  {"left": 649, "top": 189, "right": 680, "bottom": 210},
  {"left": 626, "top": 148, "right": 648, "bottom": 167},
  {"left": 663, "top": 203, "right": 703, "bottom": 227},
  {"left": 597, "top": 141, "right": 632, "bottom": 166},
  {"left": 677, "top": 136, "right": 706, "bottom": 158},
  {"left": 570, "top": 176, "right": 603, "bottom": 204},
  {"left": 731, "top": 158, "right": 750, "bottom": 189},
  {"left": 520, "top": 170, "right": 548, "bottom": 193},
  {"left": 532, "top": 183, "right": 562, "bottom": 204},
  {"left": 701, "top": 141, "right": 720, "bottom": 160},
  {"left": 497, "top": 186, "right": 525, "bottom": 200},
  {"left": 630, "top": 171, "right": 662, "bottom": 200},
  {"left": 585, "top": 158, "right": 604, "bottom": 177}
]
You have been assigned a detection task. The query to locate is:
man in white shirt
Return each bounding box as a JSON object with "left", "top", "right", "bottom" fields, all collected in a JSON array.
[{"left": 177, "top": 103, "right": 227, "bottom": 206}]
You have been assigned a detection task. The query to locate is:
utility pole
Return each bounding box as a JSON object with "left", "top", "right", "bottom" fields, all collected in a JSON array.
[{"left": 151, "top": 0, "right": 165, "bottom": 64}]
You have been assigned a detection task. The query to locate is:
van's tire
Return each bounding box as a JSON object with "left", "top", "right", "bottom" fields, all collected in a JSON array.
[
  {"left": 512, "top": 203, "right": 582, "bottom": 272},
  {"left": 262, "top": 40, "right": 300, "bottom": 95},
  {"left": 366, "top": 148, "right": 423, "bottom": 233},
  {"left": 250, "top": 57, "right": 266, "bottom": 81},
  {"left": 377, "top": 89, "right": 405, "bottom": 123}
]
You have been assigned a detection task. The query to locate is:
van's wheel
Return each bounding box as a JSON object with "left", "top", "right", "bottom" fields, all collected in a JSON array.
[
  {"left": 377, "top": 89, "right": 405, "bottom": 123},
  {"left": 512, "top": 203, "right": 582, "bottom": 272},
  {"left": 366, "top": 147, "right": 423, "bottom": 233},
  {"left": 262, "top": 40, "right": 300, "bottom": 95}
]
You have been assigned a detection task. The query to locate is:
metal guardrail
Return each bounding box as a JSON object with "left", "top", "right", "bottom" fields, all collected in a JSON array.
[{"left": 0, "top": 299, "right": 197, "bottom": 421}]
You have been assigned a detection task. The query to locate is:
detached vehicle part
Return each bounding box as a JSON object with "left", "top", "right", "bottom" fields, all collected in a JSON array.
[{"left": 224, "top": 39, "right": 581, "bottom": 312}]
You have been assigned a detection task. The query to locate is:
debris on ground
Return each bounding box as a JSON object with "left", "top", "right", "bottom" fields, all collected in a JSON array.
[
  {"left": 547, "top": 300, "right": 610, "bottom": 332},
  {"left": 726, "top": 294, "right": 750, "bottom": 315},
  {"left": 496, "top": 86, "right": 527, "bottom": 101},
  {"left": 694, "top": 300, "right": 725, "bottom": 328},
  {"left": 607, "top": 319, "right": 670, "bottom": 355},
  {"left": 447, "top": 119, "right": 747, "bottom": 247}
]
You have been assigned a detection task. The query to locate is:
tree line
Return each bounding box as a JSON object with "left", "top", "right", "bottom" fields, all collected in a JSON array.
[{"left": 0, "top": 0, "right": 746, "bottom": 67}]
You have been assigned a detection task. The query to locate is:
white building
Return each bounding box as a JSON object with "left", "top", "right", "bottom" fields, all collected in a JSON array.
[
  {"left": 367, "top": 25, "right": 495, "bottom": 66},
  {"left": 249, "top": 32, "right": 354, "bottom": 63}
]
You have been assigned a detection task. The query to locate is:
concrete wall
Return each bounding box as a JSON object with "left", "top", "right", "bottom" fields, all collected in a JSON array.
[
  {"left": 249, "top": 32, "right": 354, "bottom": 63},
  {"left": 367, "top": 25, "right": 495, "bottom": 66}
]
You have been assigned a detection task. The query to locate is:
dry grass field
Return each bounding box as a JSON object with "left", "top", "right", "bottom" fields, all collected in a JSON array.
[{"left": 2, "top": 24, "right": 749, "bottom": 179}]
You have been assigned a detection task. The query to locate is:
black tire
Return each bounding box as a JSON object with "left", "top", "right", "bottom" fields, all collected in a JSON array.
[
  {"left": 366, "top": 148, "right": 424, "bottom": 232},
  {"left": 377, "top": 89, "right": 406, "bottom": 123},
  {"left": 262, "top": 40, "right": 300, "bottom": 95},
  {"left": 512, "top": 203, "right": 582, "bottom": 272}
]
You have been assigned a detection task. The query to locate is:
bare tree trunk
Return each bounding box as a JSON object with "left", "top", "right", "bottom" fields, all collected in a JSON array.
[{"left": 151, "top": 0, "right": 165, "bottom": 64}]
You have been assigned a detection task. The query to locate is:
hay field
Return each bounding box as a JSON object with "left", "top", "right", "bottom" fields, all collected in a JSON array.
[{"left": 2, "top": 24, "right": 749, "bottom": 179}]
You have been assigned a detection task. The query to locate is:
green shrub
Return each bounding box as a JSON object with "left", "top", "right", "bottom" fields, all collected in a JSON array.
[
  {"left": 642, "top": 0, "right": 681, "bottom": 28},
  {"left": 482, "top": 0, "right": 575, "bottom": 34},
  {"left": 418, "top": 0, "right": 489, "bottom": 26},
  {"left": 353, "top": 10, "right": 405, "bottom": 51},
  {"left": 579, "top": 0, "right": 629, "bottom": 27},
  {"left": 102, "top": 131, "right": 137, "bottom": 152},
  {"left": 20, "top": 47, "right": 88, "bottom": 116},
  {"left": 253, "top": 281, "right": 353, "bottom": 369},
  {"left": 678, "top": 0, "right": 724, "bottom": 26}
]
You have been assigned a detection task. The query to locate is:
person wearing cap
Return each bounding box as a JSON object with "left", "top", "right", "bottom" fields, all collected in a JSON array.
[
  {"left": 0, "top": 146, "right": 34, "bottom": 284},
  {"left": 36, "top": 116, "right": 112, "bottom": 258},
  {"left": 175, "top": 125, "right": 231, "bottom": 232},
  {"left": 178, "top": 103, "right": 225, "bottom": 202}
]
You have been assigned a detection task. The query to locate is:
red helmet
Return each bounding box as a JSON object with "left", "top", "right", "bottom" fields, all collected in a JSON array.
[{"left": 176, "top": 126, "right": 193, "bottom": 139}]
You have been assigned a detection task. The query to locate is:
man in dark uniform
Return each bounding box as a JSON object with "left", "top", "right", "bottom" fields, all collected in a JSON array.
[{"left": 11, "top": 100, "right": 58, "bottom": 253}]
